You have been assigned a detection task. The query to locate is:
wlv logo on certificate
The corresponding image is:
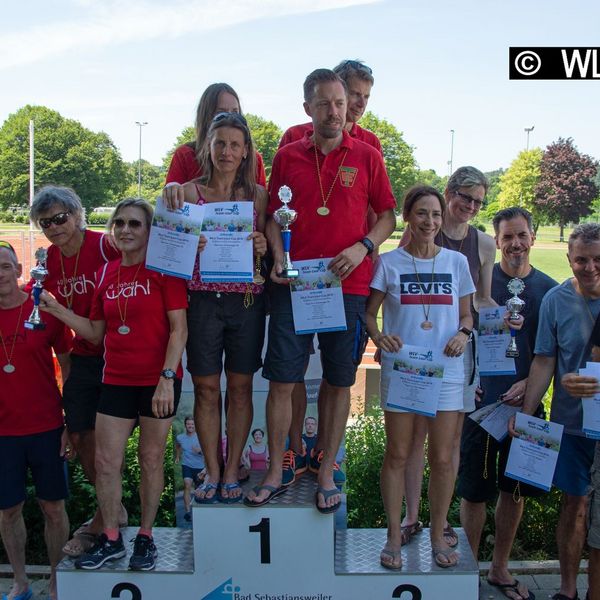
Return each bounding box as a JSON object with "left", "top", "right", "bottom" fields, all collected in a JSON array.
[{"left": 384, "top": 344, "right": 449, "bottom": 416}]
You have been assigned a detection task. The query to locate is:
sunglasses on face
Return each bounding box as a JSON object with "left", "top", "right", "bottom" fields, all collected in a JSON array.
[
  {"left": 342, "top": 60, "right": 373, "bottom": 74},
  {"left": 39, "top": 212, "right": 70, "bottom": 229},
  {"left": 454, "top": 190, "right": 484, "bottom": 209},
  {"left": 212, "top": 111, "right": 248, "bottom": 126},
  {"left": 113, "top": 218, "right": 143, "bottom": 229}
]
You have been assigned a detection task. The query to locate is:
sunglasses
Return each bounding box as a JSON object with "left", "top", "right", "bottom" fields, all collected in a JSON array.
[
  {"left": 454, "top": 190, "right": 484, "bottom": 209},
  {"left": 113, "top": 218, "right": 143, "bottom": 229},
  {"left": 342, "top": 60, "right": 373, "bottom": 74},
  {"left": 39, "top": 212, "right": 70, "bottom": 229},
  {"left": 212, "top": 111, "right": 248, "bottom": 126}
]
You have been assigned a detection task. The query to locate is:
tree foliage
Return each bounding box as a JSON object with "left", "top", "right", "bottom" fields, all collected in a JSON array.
[
  {"left": 359, "top": 112, "right": 417, "bottom": 207},
  {"left": 245, "top": 113, "right": 282, "bottom": 179},
  {"left": 534, "top": 137, "right": 598, "bottom": 239},
  {"left": 415, "top": 169, "right": 447, "bottom": 194},
  {"left": 0, "top": 105, "right": 127, "bottom": 211},
  {"left": 124, "top": 159, "right": 165, "bottom": 203}
]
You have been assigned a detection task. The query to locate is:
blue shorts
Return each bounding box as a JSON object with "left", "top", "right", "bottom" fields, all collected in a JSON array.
[
  {"left": 182, "top": 465, "right": 204, "bottom": 482},
  {"left": 0, "top": 427, "right": 68, "bottom": 509},
  {"left": 262, "top": 284, "right": 367, "bottom": 387},
  {"left": 553, "top": 432, "right": 596, "bottom": 496}
]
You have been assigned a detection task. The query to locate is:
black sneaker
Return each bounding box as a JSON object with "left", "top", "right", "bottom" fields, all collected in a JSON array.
[
  {"left": 75, "top": 533, "right": 126, "bottom": 570},
  {"left": 128, "top": 534, "right": 157, "bottom": 571}
]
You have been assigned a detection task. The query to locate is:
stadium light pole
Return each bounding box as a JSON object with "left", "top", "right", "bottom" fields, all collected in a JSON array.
[
  {"left": 449, "top": 129, "right": 455, "bottom": 176},
  {"left": 524, "top": 125, "right": 534, "bottom": 151},
  {"left": 135, "top": 121, "right": 148, "bottom": 197}
]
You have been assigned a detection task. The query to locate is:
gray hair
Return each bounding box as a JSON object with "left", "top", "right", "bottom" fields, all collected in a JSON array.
[
  {"left": 303, "top": 69, "right": 347, "bottom": 103},
  {"left": 492, "top": 207, "right": 534, "bottom": 234},
  {"left": 107, "top": 198, "right": 154, "bottom": 231},
  {"left": 447, "top": 166, "right": 489, "bottom": 195},
  {"left": 30, "top": 185, "right": 86, "bottom": 229},
  {"left": 568, "top": 222, "right": 600, "bottom": 251},
  {"left": 333, "top": 59, "right": 374, "bottom": 86}
]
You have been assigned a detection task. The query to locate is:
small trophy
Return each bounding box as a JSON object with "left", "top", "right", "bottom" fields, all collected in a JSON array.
[
  {"left": 273, "top": 185, "right": 299, "bottom": 279},
  {"left": 505, "top": 277, "right": 525, "bottom": 358},
  {"left": 25, "top": 248, "right": 48, "bottom": 330}
]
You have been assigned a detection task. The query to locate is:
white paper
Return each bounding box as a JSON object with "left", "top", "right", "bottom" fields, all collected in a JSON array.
[
  {"left": 199, "top": 202, "right": 254, "bottom": 283},
  {"left": 504, "top": 413, "right": 563, "bottom": 491},
  {"left": 383, "top": 345, "right": 448, "bottom": 417},
  {"left": 146, "top": 198, "right": 205, "bottom": 280},
  {"left": 290, "top": 258, "right": 346, "bottom": 334},
  {"left": 579, "top": 364, "right": 600, "bottom": 439},
  {"left": 478, "top": 307, "right": 516, "bottom": 376},
  {"left": 469, "top": 401, "right": 520, "bottom": 441}
]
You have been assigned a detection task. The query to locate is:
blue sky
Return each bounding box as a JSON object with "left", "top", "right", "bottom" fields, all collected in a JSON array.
[{"left": 1, "top": 0, "right": 599, "bottom": 176}]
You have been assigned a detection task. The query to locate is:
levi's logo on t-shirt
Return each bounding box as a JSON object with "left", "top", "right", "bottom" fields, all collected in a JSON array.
[
  {"left": 399, "top": 273, "right": 453, "bottom": 305},
  {"left": 105, "top": 279, "right": 151, "bottom": 299}
]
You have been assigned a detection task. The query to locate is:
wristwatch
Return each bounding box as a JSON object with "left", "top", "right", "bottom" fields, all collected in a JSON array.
[
  {"left": 458, "top": 327, "right": 473, "bottom": 341},
  {"left": 360, "top": 237, "right": 374, "bottom": 255},
  {"left": 160, "top": 368, "right": 176, "bottom": 380}
]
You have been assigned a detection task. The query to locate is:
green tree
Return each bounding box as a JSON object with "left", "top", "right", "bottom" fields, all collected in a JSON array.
[
  {"left": 359, "top": 112, "right": 417, "bottom": 207},
  {"left": 0, "top": 105, "right": 127, "bottom": 211},
  {"left": 124, "top": 160, "right": 165, "bottom": 202},
  {"left": 415, "top": 169, "right": 447, "bottom": 194},
  {"left": 245, "top": 113, "right": 282, "bottom": 179},
  {"left": 534, "top": 137, "right": 599, "bottom": 241}
]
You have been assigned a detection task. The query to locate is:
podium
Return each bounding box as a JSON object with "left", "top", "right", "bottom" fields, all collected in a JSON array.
[{"left": 57, "top": 473, "right": 479, "bottom": 599}]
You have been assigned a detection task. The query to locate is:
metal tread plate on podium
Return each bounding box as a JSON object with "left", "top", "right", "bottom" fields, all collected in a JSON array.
[
  {"left": 58, "top": 527, "right": 194, "bottom": 573},
  {"left": 335, "top": 528, "right": 478, "bottom": 575}
]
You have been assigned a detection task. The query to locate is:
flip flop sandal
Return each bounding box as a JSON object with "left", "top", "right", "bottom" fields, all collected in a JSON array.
[
  {"left": 443, "top": 524, "right": 459, "bottom": 547},
  {"left": 194, "top": 481, "right": 220, "bottom": 504},
  {"left": 62, "top": 531, "right": 99, "bottom": 557},
  {"left": 432, "top": 546, "right": 458, "bottom": 568},
  {"left": 315, "top": 486, "right": 342, "bottom": 514},
  {"left": 487, "top": 578, "right": 536, "bottom": 600},
  {"left": 380, "top": 547, "right": 402, "bottom": 570},
  {"left": 219, "top": 482, "right": 243, "bottom": 504},
  {"left": 400, "top": 520, "right": 423, "bottom": 545},
  {"left": 243, "top": 484, "right": 286, "bottom": 507},
  {"left": 2, "top": 589, "right": 33, "bottom": 600}
]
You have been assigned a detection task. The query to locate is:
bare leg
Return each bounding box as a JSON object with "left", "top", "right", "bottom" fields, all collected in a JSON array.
[
  {"left": 556, "top": 493, "right": 588, "bottom": 599},
  {"left": 401, "top": 416, "right": 427, "bottom": 527},
  {"left": 0, "top": 502, "right": 29, "bottom": 598},
  {"left": 459, "top": 498, "right": 487, "bottom": 558},
  {"left": 94, "top": 413, "right": 135, "bottom": 530},
  {"left": 38, "top": 499, "right": 69, "bottom": 600},
  {"left": 246, "top": 382, "right": 294, "bottom": 503},
  {"left": 314, "top": 379, "right": 329, "bottom": 452},
  {"left": 182, "top": 477, "right": 193, "bottom": 513},
  {"left": 221, "top": 372, "right": 253, "bottom": 500},
  {"left": 289, "top": 381, "right": 307, "bottom": 454},
  {"left": 193, "top": 374, "right": 222, "bottom": 500},
  {"left": 138, "top": 416, "right": 174, "bottom": 529}
]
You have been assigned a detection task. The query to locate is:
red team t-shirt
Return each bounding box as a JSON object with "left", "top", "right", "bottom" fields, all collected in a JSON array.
[
  {"left": 0, "top": 298, "right": 72, "bottom": 436},
  {"left": 268, "top": 131, "right": 396, "bottom": 296},
  {"left": 90, "top": 261, "right": 188, "bottom": 386},
  {"left": 166, "top": 143, "right": 267, "bottom": 187},
  {"left": 27, "top": 230, "right": 120, "bottom": 357}
]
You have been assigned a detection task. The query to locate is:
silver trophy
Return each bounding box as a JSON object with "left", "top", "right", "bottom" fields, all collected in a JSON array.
[
  {"left": 25, "top": 248, "right": 49, "bottom": 330},
  {"left": 273, "top": 185, "right": 299, "bottom": 279},
  {"left": 505, "top": 277, "right": 525, "bottom": 358}
]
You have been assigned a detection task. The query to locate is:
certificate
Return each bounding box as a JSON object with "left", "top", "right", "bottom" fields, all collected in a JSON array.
[
  {"left": 478, "top": 307, "right": 516, "bottom": 376},
  {"left": 469, "top": 401, "right": 520, "bottom": 441},
  {"left": 383, "top": 345, "right": 448, "bottom": 417},
  {"left": 290, "top": 258, "right": 346, "bottom": 334},
  {"left": 200, "top": 202, "right": 254, "bottom": 283},
  {"left": 504, "top": 413, "right": 563, "bottom": 491},
  {"left": 579, "top": 364, "right": 600, "bottom": 439},
  {"left": 146, "top": 198, "right": 205, "bottom": 280}
]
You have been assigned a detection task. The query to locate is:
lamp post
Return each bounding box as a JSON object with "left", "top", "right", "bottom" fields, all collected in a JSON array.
[
  {"left": 449, "top": 129, "right": 455, "bottom": 176},
  {"left": 524, "top": 125, "right": 534, "bottom": 151},
  {"left": 135, "top": 121, "right": 148, "bottom": 197}
]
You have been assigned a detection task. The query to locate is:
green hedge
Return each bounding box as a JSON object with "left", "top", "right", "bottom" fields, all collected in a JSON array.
[{"left": 87, "top": 212, "right": 111, "bottom": 225}]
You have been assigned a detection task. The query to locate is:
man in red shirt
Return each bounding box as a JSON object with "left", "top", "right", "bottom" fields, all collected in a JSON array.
[
  {"left": 244, "top": 69, "right": 396, "bottom": 512},
  {"left": 0, "top": 241, "right": 72, "bottom": 600}
]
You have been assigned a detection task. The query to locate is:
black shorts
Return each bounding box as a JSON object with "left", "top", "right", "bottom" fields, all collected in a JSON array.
[
  {"left": 98, "top": 380, "right": 182, "bottom": 420},
  {"left": 262, "top": 284, "right": 367, "bottom": 388},
  {"left": 186, "top": 290, "right": 266, "bottom": 377},
  {"left": 457, "top": 413, "right": 546, "bottom": 502},
  {"left": 0, "top": 427, "right": 68, "bottom": 509},
  {"left": 182, "top": 465, "right": 204, "bottom": 482},
  {"left": 63, "top": 354, "right": 105, "bottom": 433}
]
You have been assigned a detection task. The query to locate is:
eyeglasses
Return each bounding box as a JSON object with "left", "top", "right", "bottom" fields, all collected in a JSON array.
[
  {"left": 341, "top": 60, "right": 373, "bottom": 75},
  {"left": 0, "top": 241, "right": 16, "bottom": 253},
  {"left": 454, "top": 191, "right": 484, "bottom": 209},
  {"left": 39, "top": 212, "right": 70, "bottom": 229},
  {"left": 212, "top": 111, "right": 248, "bottom": 126},
  {"left": 113, "top": 218, "right": 143, "bottom": 229}
]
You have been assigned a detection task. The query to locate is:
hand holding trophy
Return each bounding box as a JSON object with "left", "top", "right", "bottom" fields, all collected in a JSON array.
[
  {"left": 25, "top": 248, "right": 49, "bottom": 330},
  {"left": 505, "top": 277, "right": 525, "bottom": 358},
  {"left": 273, "top": 185, "right": 299, "bottom": 279}
]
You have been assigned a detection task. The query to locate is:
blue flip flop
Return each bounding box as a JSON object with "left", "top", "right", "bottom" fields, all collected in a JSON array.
[
  {"left": 219, "top": 482, "right": 243, "bottom": 504},
  {"left": 243, "top": 484, "right": 286, "bottom": 507},
  {"left": 315, "top": 486, "right": 341, "bottom": 514},
  {"left": 193, "top": 481, "right": 219, "bottom": 504},
  {"left": 2, "top": 589, "right": 33, "bottom": 600}
]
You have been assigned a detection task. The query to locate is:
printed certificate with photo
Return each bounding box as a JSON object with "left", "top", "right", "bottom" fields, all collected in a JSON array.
[
  {"left": 478, "top": 307, "right": 516, "bottom": 376},
  {"left": 384, "top": 345, "right": 448, "bottom": 417},
  {"left": 579, "top": 363, "right": 600, "bottom": 439},
  {"left": 199, "top": 201, "right": 254, "bottom": 283},
  {"left": 290, "top": 258, "right": 346, "bottom": 334},
  {"left": 469, "top": 400, "right": 521, "bottom": 441},
  {"left": 505, "top": 413, "right": 563, "bottom": 491},
  {"left": 146, "top": 198, "right": 205, "bottom": 280}
]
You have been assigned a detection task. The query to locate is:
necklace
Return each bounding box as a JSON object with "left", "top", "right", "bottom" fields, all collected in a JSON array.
[
  {"left": 116, "top": 262, "right": 144, "bottom": 335},
  {"left": 441, "top": 226, "right": 468, "bottom": 254},
  {"left": 0, "top": 300, "right": 25, "bottom": 373},
  {"left": 58, "top": 237, "right": 83, "bottom": 310},
  {"left": 314, "top": 143, "right": 348, "bottom": 216},
  {"left": 410, "top": 247, "right": 438, "bottom": 330}
]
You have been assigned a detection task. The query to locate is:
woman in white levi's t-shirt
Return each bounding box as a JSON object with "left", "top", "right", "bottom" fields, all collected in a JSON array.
[{"left": 366, "top": 185, "right": 475, "bottom": 571}]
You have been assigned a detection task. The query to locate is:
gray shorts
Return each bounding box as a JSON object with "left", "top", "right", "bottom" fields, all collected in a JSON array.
[{"left": 588, "top": 442, "right": 600, "bottom": 549}]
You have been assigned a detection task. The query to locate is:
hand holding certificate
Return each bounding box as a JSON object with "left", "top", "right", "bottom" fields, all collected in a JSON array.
[{"left": 577, "top": 363, "right": 600, "bottom": 439}]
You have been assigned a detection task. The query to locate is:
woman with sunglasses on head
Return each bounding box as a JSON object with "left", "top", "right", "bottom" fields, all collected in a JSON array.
[
  {"left": 163, "top": 112, "right": 267, "bottom": 504},
  {"left": 29, "top": 185, "right": 124, "bottom": 558},
  {"left": 166, "top": 82, "right": 266, "bottom": 187},
  {"left": 39, "top": 198, "right": 188, "bottom": 571}
]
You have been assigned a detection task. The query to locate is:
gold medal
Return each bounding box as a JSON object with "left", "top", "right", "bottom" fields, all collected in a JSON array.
[
  {"left": 316, "top": 206, "right": 330, "bottom": 216},
  {"left": 421, "top": 320, "right": 433, "bottom": 330}
]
